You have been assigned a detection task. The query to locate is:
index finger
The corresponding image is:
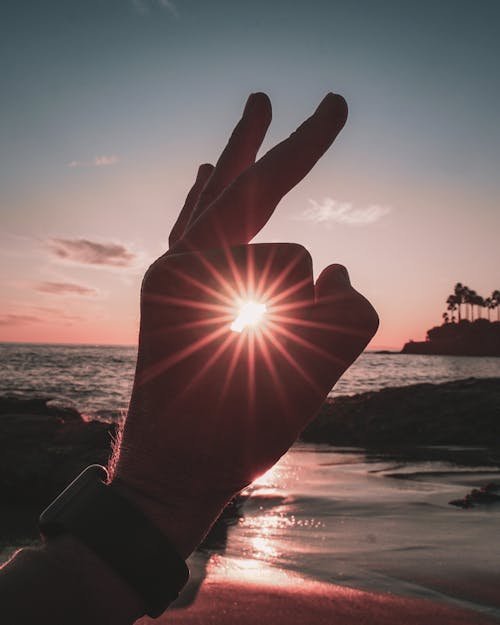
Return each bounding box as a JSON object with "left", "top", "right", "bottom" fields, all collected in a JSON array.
[{"left": 178, "top": 93, "right": 348, "bottom": 252}]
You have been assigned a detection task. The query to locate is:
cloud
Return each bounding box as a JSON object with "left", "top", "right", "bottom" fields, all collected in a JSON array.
[
  {"left": 46, "top": 238, "right": 136, "bottom": 267},
  {"left": 296, "top": 198, "right": 392, "bottom": 227},
  {"left": 34, "top": 281, "right": 97, "bottom": 296},
  {"left": 68, "top": 155, "right": 118, "bottom": 168},
  {"left": 0, "top": 314, "right": 43, "bottom": 326},
  {"left": 31, "top": 306, "right": 85, "bottom": 323},
  {"left": 133, "top": 0, "right": 179, "bottom": 18},
  {"left": 1, "top": 303, "right": 87, "bottom": 327}
]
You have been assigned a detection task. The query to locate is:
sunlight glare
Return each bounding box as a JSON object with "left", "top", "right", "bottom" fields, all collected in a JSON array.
[{"left": 230, "top": 300, "right": 267, "bottom": 333}]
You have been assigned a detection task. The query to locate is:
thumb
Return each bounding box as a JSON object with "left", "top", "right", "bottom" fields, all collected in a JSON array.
[
  {"left": 314, "top": 263, "right": 351, "bottom": 301},
  {"left": 291, "top": 263, "right": 379, "bottom": 397},
  {"left": 312, "top": 263, "right": 379, "bottom": 370}
]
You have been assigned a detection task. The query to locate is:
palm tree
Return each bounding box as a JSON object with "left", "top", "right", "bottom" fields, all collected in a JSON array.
[
  {"left": 453, "top": 283, "right": 465, "bottom": 322},
  {"left": 474, "top": 294, "right": 485, "bottom": 319},
  {"left": 485, "top": 297, "right": 495, "bottom": 321},
  {"left": 442, "top": 312, "right": 449, "bottom": 324},
  {"left": 463, "top": 287, "right": 475, "bottom": 321},
  {"left": 492, "top": 290, "right": 500, "bottom": 322},
  {"left": 446, "top": 295, "right": 457, "bottom": 322}
]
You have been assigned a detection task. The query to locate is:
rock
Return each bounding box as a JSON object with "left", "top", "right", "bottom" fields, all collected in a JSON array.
[
  {"left": 449, "top": 483, "right": 500, "bottom": 509},
  {"left": 0, "top": 396, "right": 242, "bottom": 551},
  {"left": 0, "top": 396, "right": 81, "bottom": 421},
  {"left": 402, "top": 319, "right": 500, "bottom": 356},
  {"left": 0, "top": 397, "right": 117, "bottom": 507},
  {"left": 300, "top": 377, "right": 500, "bottom": 447}
]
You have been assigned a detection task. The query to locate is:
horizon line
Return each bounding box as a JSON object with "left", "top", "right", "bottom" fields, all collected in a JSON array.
[{"left": 0, "top": 340, "right": 400, "bottom": 351}]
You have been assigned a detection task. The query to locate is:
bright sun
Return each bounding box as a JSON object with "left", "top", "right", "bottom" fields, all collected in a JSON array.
[{"left": 230, "top": 301, "right": 267, "bottom": 333}]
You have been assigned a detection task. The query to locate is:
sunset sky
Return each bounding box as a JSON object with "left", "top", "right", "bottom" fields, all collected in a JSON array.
[{"left": 1, "top": 0, "right": 499, "bottom": 349}]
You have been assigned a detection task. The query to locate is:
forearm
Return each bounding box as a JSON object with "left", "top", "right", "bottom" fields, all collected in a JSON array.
[{"left": 0, "top": 536, "right": 144, "bottom": 625}]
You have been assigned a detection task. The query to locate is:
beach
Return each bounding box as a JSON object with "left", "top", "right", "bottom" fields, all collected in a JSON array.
[
  {"left": 140, "top": 577, "right": 499, "bottom": 625},
  {"left": 155, "top": 442, "right": 500, "bottom": 624},
  {"left": 1, "top": 345, "right": 500, "bottom": 623},
  {"left": 2, "top": 430, "right": 499, "bottom": 622}
]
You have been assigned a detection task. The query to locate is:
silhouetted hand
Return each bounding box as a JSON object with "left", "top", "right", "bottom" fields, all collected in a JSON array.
[{"left": 112, "top": 93, "right": 379, "bottom": 557}]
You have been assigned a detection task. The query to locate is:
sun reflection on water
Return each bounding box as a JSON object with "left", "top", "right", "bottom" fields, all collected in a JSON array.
[
  {"left": 204, "top": 448, "right": 331, "bottom": 587},
  {"left": 246, "top": 463, "right": 281, "bottom": 490}
]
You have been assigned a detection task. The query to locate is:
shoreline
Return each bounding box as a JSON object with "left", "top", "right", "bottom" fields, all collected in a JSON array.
[
  {"left": 1, "top": 377, "right": 498, "bottom": 535},
  {"left": 2, "top": 382, "right": 500, "bottom": 623}
]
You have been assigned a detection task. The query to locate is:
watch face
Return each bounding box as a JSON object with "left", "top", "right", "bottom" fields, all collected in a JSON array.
[{"left": 39, "top": 465, "right": 108, "bottom": 535}]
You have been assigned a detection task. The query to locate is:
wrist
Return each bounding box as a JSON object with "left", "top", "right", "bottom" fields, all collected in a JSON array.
[
  {"left": 47, "top": 535, "right": 145, "bottom": 619},
  {"left": 2, "top": 535, "right": 144, "bottom": 625},
  {"left": 110, "top": 474, "right": 231, "bottom": 559}
]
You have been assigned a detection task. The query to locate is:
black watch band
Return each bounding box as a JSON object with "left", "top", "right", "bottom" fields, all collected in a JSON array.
[{"left": 39, "top": 465, "right": 189, "bottom": 618}]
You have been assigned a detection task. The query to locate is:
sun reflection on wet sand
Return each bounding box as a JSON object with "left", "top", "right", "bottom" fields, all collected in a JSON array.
[
  {"left": 206, "top": 553, "right": 298, "bottom": 586},
  {"left": 195, "top": 443, "right": 500, "bottom": 621},
  {"left": 247, "top": 463, "right": 281, "bottom": 489}
]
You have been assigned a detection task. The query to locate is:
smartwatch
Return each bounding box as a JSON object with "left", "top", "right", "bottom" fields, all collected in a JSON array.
[{"left": 39, "top": 464, "right": 189, "bottom": 618}]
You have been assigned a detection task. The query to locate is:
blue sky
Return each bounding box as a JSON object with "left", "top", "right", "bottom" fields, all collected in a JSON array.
[{"left": 1, "top": 0, "right": 499, "bottom": 346}]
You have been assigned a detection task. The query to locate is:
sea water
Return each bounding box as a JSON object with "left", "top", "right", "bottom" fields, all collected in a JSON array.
[{"left": 1, "top": 342, "right": 500, "bottom": 420}]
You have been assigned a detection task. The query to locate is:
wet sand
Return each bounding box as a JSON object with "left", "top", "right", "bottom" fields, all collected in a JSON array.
[{"left": 139, "top": 577, "right": 499, "bottom": 625}]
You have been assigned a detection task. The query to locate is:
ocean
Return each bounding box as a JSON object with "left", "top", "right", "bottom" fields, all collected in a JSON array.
[
  {"left": 1, "top": 343, "right": 500, "bottom": 618},
  {"left": 1, "top": 342, "right": 500, "bottom": 420}
]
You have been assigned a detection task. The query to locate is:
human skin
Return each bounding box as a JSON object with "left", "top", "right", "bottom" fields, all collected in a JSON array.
[
  {"left": 111, "top": 92, "right": 379, "bottom": 558},
  {"left": 0, "top": 92, "right": 378, "bottom": 624}
]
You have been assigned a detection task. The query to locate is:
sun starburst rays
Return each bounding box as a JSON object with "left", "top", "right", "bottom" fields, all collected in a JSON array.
[{"left": 138, "top": 247, "right": 347, "bottom": 412}]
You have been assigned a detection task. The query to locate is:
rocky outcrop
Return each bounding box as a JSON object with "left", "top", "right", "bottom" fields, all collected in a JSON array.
[
  {"left": 300, "top": 378, "right": 500, "bottom": 447},
  {"left": 449, "top": 483, "right": 500, "bottom": 509},
  {"left": 0, "top": 397, "right": 117, "bottom": 507},
  {"left": 402, "top": 319, "right": 500, "bottom": 356},
  {"left": 0, "top": 397, "right": 239, "bottom": 549},
  {"left": 3, "top": 378, "right": 500, "bottom": 510}
]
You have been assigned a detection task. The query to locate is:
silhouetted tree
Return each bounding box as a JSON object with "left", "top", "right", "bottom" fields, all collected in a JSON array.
[
  {"left": 485, "top": 297, "right": 493, "bottom": 321},
  {"left": 443, "top": 285, "right": 498, "bottom": 325},
  {"left": 463, "top": 287, "right": 470, "bottom": 320},
  {"left": 446, "top": 295, "right": 457, "bottom": 322},
  {"left": 492, "top": 290, "right": 500, "bottom": 322},
  {"left": 474, "top": 294, "right": 485, "bottom": 319},
  {"left": 453, "top": 282, "right": 465, "bottom": 322}
]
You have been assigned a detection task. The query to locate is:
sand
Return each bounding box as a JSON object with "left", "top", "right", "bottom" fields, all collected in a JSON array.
[{"left": 138, "top": 577, "right": 499, "bottom": 625}]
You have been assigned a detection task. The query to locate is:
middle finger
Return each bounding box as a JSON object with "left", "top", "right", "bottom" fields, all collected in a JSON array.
[{"left": 186, "top": 92, "right": 272, "bottom": 228}]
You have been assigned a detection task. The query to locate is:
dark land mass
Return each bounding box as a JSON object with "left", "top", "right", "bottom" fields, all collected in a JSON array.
[
  {"left": 0, "top": 397, "right": 240, "bottom": 551},
  {"left": 1, "top": 378, "right": 499, "bottom": 548},
  {"left": 449, "top": 483, "right": 500, "bottom": 509},
  {"left": 0, "top": 397, "right": 117, "bottom": 549},
  {"left": 300, "top": 377, "right": 500, "bottom": 448},
  {"left": 402, "top": 319, "right": 500, "bottom": 356}
]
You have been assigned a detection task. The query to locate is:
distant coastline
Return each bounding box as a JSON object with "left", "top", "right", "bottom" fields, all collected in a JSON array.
[
  {"left": 402, "top": 319, "right": 500, "bottom": 357},
  {"left": 401, "top": 283, "right": 500, "bottom": 357}
]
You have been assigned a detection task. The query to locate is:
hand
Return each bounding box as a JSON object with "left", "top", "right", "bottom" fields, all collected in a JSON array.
[{"left": 111, "top": 93, "right": 379, "bottom": 558}]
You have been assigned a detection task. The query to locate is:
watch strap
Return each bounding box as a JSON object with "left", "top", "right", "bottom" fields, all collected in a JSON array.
[{"left": 39, "top": 465, "right": 189, "bottom": 618}]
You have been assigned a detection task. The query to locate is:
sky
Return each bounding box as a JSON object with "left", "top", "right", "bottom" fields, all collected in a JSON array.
[{"left": 1, "top": 0, "right": 499, "bottom": 349}]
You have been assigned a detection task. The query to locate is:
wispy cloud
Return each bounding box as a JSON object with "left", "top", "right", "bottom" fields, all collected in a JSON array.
[
  {"left": 0, "top": 314, "right": 43, "bottom": 326},
  {"left": 32, "top": 305, "right": 85, "bottom": 323},
  {"left": 68, "top": 155, "right": 118, "bottom": 168},
  {"left": 133, "top": 0, "right": 179, "bottom": 18},
  {"left": 34, "top": 281, "right": 98, "bottom": 296},
  {"left": 46, "top": 238, "right": 136, "bottom": 267},
  {"left": 296, "top": 198, "right": 392, "bottom": 227}
]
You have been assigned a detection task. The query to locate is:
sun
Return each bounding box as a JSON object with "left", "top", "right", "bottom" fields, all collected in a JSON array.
[{"left": 230, "top": 300, "right": 268, "bottom": 333}]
